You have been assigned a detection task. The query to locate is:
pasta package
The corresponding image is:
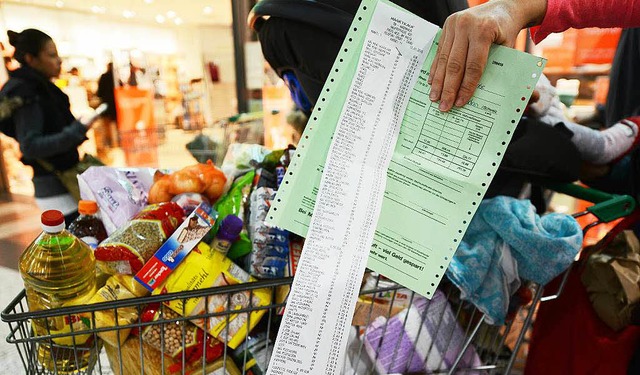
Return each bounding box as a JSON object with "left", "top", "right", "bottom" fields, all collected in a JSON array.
[
  {"left": 154, "top": 243, "right": 271, "bottom": 349},
  {"left": 85, "top": 275, "right": 148, "bottom": 346},
  {"left": 95, "top": 202, "right": 184, "bottom": 275}
]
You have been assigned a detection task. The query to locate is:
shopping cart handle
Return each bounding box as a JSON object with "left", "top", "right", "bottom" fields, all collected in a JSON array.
[{"left": 546, "top": 183, "right": 636, "bottom": 223}]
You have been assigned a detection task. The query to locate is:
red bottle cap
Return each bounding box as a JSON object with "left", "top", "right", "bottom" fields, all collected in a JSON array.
[{"left": 41, "top": 210, "right": 64, "bottom": 226}]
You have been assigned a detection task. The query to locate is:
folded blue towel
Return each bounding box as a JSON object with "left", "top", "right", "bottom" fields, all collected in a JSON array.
[{"left": 446, "top": 196, "right": 583, "bottom": 324}]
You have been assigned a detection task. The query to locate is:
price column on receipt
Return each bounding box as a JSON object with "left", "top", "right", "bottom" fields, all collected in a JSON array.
[{"left": 266, "top": 2, "right": 438, "bottom": 375}]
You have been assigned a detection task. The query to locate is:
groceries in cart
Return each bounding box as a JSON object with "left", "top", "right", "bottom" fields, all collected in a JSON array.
[
  {"left": 78, "top": 166, "right": 157, "bottom": 234},
  {"left": 148, "top": 160, "right": 227, "bottom": 204},
  {"left": 94, "top": 202, "right": 185, "bottom": 275},
  {"left": 19, "top": 210, "right": 98, "bottom": 373},
  {"left": 86, "top": 274, "right": 148, "bottom": 346},
  {"left": 8, "top": 144, "right": 609, "bottom": 375},
  {"left": 140, "top": 303, "right": 225, "bottom": 370},
  {"left": 154, "top": 242, "right": 271, "bottom": 349},
  {"left": 248, "top": 186, "right": 290, "bottom": 278}
]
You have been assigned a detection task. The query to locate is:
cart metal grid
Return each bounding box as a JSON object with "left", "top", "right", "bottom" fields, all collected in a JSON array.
[
  {"left": 2, "top": 276, "right": 538, "bottom": 375},
  {"left": 2, "top": 184, "right": 635, "bottom": 375}
]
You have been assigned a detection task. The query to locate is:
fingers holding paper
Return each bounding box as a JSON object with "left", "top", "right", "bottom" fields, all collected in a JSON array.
[{"left": 428, "top": 0, "right": 545, "bottom": 112}]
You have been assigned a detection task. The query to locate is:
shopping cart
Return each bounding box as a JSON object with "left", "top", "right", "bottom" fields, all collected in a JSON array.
[
  {"left": 184, "top": 113, "right": 264, "bottom": 166},
  {"left": 2, "top": 183, "right": 634, "bottom": 375}
]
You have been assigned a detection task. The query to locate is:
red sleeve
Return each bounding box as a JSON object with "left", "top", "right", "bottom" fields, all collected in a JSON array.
[{"left": 531, "top": 0, "right": 640, "bottom": 43}]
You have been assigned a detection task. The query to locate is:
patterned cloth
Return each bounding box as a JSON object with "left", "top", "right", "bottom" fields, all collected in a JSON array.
[
  {"left": 363, "top": 292, "right": 482, "bottom": 374},
  {"left": 446, "top": 196, "right": 583, "bottom": 324}
]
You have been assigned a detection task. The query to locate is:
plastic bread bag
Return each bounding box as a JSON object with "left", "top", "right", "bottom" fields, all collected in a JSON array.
[
  {"left": 78, "top": 166, "right": 157, "bottom": 234},
  {"left": 154, "top": 242, "right": 271, "bottom": 349},
  {"left": 85, "top": 274, "right": 149, "bottom": 346},
  {"left": 140, "top": 303, "right": 224, "bottom": 373},
  {"left": 94, "top": 202, "right": 184, "bottom": 275}
]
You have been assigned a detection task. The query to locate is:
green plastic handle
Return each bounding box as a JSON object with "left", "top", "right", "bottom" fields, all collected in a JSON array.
[{"left": 546, "top": 183, "right": 636, "bottom": 223}]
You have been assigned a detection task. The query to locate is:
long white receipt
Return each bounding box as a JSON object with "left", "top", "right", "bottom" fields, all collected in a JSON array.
[{"left": 266, "top": 2, "right": 438, "bottom": 374}]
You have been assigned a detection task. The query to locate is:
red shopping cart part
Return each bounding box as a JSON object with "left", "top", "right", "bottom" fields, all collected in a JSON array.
[
  {"left": 526, "top": 266, "right": 640, "bottom": 375},
  {"left": 526, "top": 210, "right": 640, "bottom": 375}
]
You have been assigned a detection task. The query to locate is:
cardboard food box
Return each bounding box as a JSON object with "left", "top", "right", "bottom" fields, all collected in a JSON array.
[{"left": 153, "top": 243, "right": 271, "bottom": 349}]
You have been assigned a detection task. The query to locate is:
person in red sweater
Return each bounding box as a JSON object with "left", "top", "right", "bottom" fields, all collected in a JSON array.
[
  {"left": 427, "top": 0, "right": 640, "bottom": 166},
  {"left": 428, "top": 0, "right": 640, "bottom": 112}
]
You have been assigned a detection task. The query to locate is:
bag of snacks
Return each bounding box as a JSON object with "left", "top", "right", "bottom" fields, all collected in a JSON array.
[
  {"left": 95, "top": 202, "right": 184, "bottom": 275},
  {"left": 140, "top": 303, "right": 224, "bottom": 373}
]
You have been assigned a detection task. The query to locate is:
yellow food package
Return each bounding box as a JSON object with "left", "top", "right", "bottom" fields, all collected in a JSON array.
[
  {"left": 193, "top": 357, "right": 241, "bottom": 375},
  {"left": 86, "top": 275, "right": 148, "bottom": 346},
  {"left": 153, "top": 243, "right": 271, "bottom": 349}
]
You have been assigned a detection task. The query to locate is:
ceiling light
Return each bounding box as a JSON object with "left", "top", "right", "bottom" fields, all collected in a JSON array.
[
  {"left": 91, "top": 5, "right": 106, "bottom": 13},
  {"left": 55, "top": 0, "right": 64, "bottom": 7},
  {"left": 155, "top": 14, "right": 165, "bottom": 23},
  {"left": 174, "top": 17, "right": 183, "bottom": 25},
  {"left": 122, "top": 10, "right": 136, "bottom": 18},
  {"left": 144, "top": 0, "right": 154, "bottom": 3},
  {"left": 203, "top": 6, "right": 213, "bottom": 14},
  {"left": 166, "top": 10, "right": 176, "bottom": 19}
]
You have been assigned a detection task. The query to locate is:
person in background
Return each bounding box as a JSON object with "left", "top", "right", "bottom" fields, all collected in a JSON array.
[
  {"left": 429, "top": 0, "right": 640, "bottom": 113},
  {"left": 95, "top": 62, "right": 118, "bottom": 160},
  {"left": 97, "top": 63, "right": 117, "bottom": 122},
  {"left": 2, "top": 29, "right": 99, "bottom": 224}
]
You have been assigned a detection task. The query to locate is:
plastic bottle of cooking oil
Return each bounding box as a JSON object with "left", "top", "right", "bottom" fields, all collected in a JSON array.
[{"left": 19, "top": 210, "right": 98, "bottom": 373}]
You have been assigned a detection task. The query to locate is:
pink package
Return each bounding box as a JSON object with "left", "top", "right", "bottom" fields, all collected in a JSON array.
[{"left": 78, "top": 166, "right": 156, "bottom": 234}]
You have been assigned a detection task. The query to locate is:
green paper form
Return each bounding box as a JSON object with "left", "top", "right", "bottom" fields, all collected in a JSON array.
[{"left": 268, "top": 0, "right": 545, "bottom": 297}]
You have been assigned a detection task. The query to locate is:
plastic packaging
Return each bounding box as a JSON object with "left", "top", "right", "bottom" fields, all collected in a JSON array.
[
  {"left": 19, "top": 210, "right": 98, "bottom": 373},
  {"left": 154, "top": 243, "right": 271, "bottom": 349},
  {"left": 213, "top": 171, "right": 255, "bottom": 259},
  {"left": 78, "top": 166, "right": 156, "bottom": 234},
  {"left": 140, "top": 303, "right": 224, "bottom": 373},
  {"left": 210, "top": 214, "right": 243, "bottom": 255},
  {"left": 247, "top": 187, "right": 289, "bottom": 278},
  {"left": 171, "top": 192, "right": 209, "bottom": 216},
  {"left": 232, "top": 332, "right": 273, "bottom": 375},
  {"left": 68, "top": 200, "right": 107, "bottom": 250},
  {"left": 86, "top": 274, "right": 147, "bottom": 346},
  {"left": 94, "top": 202, "right": 184, "bottom": 275}
]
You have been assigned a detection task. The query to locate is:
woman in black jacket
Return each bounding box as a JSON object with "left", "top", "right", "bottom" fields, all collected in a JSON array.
[{"left": 4, "top": 29, "right": 98, "bottom": 224}]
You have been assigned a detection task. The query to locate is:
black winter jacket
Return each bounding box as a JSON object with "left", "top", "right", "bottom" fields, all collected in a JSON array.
[{"left": 3, "top": 66, "right": 87, "bottom": 197}]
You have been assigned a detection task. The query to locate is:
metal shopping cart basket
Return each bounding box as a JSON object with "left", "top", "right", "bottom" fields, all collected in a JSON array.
[
  {"left": 188, "top": 113, "right": 265, "bottom": 165},
  {"left": 2, "top": 184, "right": 634, "bottom": 375}
]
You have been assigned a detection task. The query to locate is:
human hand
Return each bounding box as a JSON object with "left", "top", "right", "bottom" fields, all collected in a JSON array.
[
  {"left": 78, "top": 103, "right": 108, "bottom": 128},
  {"left": 428, "top": 0, "right": 547, "bottom": 112}
]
